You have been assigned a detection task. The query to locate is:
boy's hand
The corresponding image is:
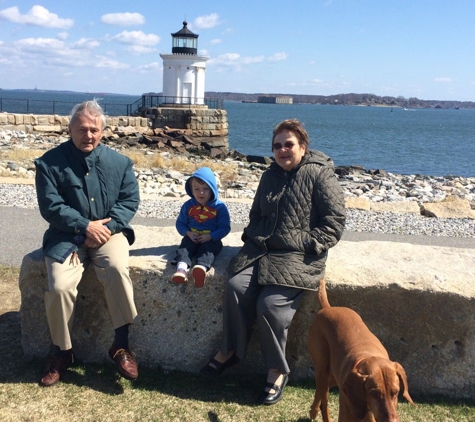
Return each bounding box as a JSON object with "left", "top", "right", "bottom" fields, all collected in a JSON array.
[
  {"left": 196, "top": 234, "right": 212, "bottom": 243},
  {"left": 187, "top": 232, "right": 199, "bottom": 243}
]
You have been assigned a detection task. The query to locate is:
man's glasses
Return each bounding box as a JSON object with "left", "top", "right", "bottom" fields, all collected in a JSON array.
[{"left": 272, "top": 141, "right": 296, "bottom": 150}]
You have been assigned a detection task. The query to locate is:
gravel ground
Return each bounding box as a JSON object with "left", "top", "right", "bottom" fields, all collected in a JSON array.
[{"left": 1, "top": 183, "right": 474, "bottom": 239}]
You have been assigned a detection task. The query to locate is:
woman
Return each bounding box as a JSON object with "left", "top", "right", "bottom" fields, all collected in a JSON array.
[{"left": 200, "top": 119, "right": 346, "bottom": 405}]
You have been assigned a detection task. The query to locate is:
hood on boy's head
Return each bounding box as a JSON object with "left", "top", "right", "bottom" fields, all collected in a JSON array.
[{"left": 185, "top": 166, "right": 219, "bottom": 203}]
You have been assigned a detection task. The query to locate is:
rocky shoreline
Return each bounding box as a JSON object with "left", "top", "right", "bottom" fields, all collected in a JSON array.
[{"left": 1, "top": 128, "right": 474, "bottom": 238}]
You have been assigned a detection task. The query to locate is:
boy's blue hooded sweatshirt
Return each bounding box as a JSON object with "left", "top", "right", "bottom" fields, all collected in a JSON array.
[{"left": 176, "top": 167, "right": 231, "bottom": 241}]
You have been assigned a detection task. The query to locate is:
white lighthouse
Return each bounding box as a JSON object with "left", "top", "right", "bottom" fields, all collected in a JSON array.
[{"left": 160, "top": 21, "right": 209, "bottom": 105}]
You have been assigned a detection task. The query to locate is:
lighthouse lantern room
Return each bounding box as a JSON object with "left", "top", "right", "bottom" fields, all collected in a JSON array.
[{"left": 160, "top": 21, "right": 209, "bottom": 106}]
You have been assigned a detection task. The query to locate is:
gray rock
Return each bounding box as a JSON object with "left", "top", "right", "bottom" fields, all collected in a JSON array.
[
  {"left": 19, "top": 226, "right": 475, "bottom": 399},
  {"left": 422, "top": 198, "right": 475, "bottom": 219},
  {"left": 370, "top": 201, "right": 421, "bottom": 214},
  {"left": 344, "top": 197, "right": 371, "bottom": 211}
]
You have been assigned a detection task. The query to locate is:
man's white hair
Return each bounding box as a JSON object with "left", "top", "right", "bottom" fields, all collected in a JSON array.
[{"left": 69, "top": 99, "right": 107, "bottom": 129}]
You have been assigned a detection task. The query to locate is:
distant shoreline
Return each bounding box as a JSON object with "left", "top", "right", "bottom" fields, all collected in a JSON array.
[
  {"left": 1, "top": 88, "right": 473, "bottom": 109},
  {"left": 0, "top": 88, "right": 138, "bottom": 96}
]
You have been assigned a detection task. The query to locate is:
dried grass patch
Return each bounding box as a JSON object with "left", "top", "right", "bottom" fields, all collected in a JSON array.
[{"left": 0, "top": 148, "right": 241, "bottom": 184}]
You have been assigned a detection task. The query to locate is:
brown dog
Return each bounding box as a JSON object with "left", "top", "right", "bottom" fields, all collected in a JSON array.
[{"left": 308, "top": 279, "right": 415, "bottom": 421}]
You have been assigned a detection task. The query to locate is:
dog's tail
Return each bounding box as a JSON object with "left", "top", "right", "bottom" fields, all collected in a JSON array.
[{"left": 318, "top": 278, "right": 331, "bottom": 309}]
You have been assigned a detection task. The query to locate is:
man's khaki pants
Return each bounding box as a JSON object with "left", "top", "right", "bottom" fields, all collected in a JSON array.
[{"left": 44, "top": 233, "right": 138, "bottom": 350}]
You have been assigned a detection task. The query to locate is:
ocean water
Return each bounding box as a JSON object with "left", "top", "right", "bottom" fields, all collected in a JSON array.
[
  {"left": 0, "top": 90, "right": 473, "bottom": 177},
  {"left": 225, "top": 101, "right": 475, "bottom": 178}
]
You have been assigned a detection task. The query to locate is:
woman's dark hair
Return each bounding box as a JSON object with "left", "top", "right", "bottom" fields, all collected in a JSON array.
[{"left": 271, "top": 119, "right": 310, "bottom": 152}]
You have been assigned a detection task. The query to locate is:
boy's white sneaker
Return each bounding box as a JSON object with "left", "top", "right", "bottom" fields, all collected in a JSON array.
[
  {"left": 192, "top": 265, "right": 207, "bottom": 288},
  {"left": 171, "top": 269, "right": 188, "bottom": 284}
]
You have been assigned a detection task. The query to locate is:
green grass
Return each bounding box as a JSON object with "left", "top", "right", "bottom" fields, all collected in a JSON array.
[{"left": 1, "top": 265, "right": 475, "bottom": 421}]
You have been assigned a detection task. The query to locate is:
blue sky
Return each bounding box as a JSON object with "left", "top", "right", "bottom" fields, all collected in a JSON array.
[{"left": 0, "top": 0, "right": 473, "bottom": 101}]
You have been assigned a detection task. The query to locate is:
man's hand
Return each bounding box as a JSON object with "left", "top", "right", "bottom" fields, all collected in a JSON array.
[
  {"left": 84, "top": 237, "right": 102, "bottom": 248},
  {"left": 86, "top": 218, "right": 112, "bottom": 247}
]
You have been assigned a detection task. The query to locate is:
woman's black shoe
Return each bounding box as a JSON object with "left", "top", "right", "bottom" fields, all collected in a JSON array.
[
  {"left": 258, "top": 373, "right": 289, "bottom": 405},
  {"left": 199, "top": 354, "right": 239, "bottom": 378}
]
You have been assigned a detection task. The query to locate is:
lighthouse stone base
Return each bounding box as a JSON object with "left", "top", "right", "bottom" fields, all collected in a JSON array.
[{"left": 143, "top": 106, "right": 229, "bottom": 152}]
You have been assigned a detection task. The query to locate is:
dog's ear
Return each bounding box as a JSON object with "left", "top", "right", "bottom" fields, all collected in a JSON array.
[
  {"left": 342, "top": 369, "right": 368, "bottom": 419},
  {"left": 394, "top": 362, "right": 416, "bottom": 406}
]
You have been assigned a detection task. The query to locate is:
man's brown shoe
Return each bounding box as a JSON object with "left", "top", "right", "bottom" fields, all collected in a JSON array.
[
  {"left": 109, "top": 344, "right": 138, "bottom": 380},
  {"left": 39, "top": 351, "right": 74, "bottom": 387}
]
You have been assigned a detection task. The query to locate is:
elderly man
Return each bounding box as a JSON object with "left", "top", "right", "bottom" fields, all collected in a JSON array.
[{"left": 34, "top": 100, "right": 140, "bottom": 386}]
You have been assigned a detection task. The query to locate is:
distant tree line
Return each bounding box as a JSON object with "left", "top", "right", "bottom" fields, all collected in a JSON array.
[{"left": 204, "top": 91, "right": 475, "bottom": 109}]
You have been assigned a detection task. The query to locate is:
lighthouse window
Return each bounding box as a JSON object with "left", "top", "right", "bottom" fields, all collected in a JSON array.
[{"left": 173, "top": 37, "right": 197, "bottom": 49}]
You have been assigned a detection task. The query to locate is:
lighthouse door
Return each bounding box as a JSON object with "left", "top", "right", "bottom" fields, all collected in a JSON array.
[{"left": 183, "top": 83, "right": 191, "bottom": 104}]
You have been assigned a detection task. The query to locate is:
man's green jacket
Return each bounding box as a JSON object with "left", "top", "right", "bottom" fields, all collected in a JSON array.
[{"left": 35, "top": 140, "right": 140, "bottom": 263}]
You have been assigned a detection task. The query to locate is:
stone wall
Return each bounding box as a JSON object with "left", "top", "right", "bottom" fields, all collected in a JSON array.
[
  {"left": 143, "top": 107, "right": 228, "bottom": 132},
  {"left": 0, "top": 107, "right": 229, "bottom": 153},
  {"left": 0, "top": 112, "right": 150, "bottom": 134},
  {"left": 19, "top": 226, "right": 475, "bottom": 399}
]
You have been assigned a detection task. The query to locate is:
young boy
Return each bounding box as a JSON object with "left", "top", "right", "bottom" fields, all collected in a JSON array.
[{"left": 171, "top": 167, "right": 231, "bottom": 287}]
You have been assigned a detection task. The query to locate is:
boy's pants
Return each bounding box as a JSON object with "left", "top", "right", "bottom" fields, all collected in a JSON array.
[
  {"left": 172, "top": 236, "right": 223, "bottom": 269},
  {"left": 44, "top": 233, "right": 138, "bottom": 351}
]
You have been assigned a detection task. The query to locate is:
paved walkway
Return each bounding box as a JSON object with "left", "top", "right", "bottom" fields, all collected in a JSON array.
[{"left": 1, "top": 206, "right": 473, "bottom": 268}]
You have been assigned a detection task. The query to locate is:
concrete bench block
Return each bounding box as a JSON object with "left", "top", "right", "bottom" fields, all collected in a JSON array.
[{"left": 19, "top": 226, "right": 475, "bottom": 399}]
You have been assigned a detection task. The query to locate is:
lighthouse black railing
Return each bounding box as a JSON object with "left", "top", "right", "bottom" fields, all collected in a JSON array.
[{"left": 127, "top": 95, "right": 223, "bottom": 116}]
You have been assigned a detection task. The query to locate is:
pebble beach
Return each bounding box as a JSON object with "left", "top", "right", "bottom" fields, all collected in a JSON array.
[
  {"left": 1, "top": 173, "right": 474, "bottom": 240},
  {"left": 1, "top": 129, "right": 474, "bottom": 239}
]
